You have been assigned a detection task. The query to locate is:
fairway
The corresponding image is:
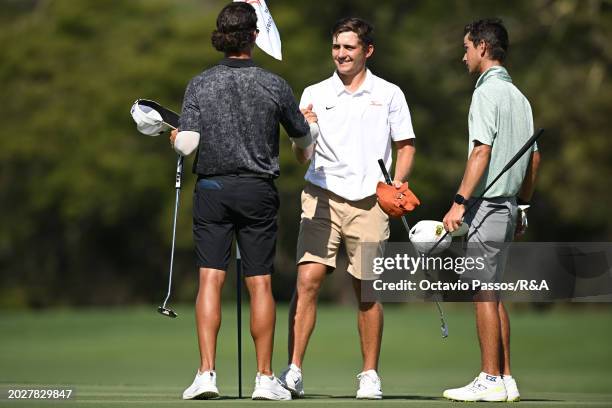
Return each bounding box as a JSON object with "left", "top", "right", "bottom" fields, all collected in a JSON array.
[{"left": 1, "top": 304, "right": 611, "bottom": 407}]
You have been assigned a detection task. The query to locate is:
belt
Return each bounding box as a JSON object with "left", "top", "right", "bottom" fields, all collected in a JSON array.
[{"left": 198, "top": 173, "right": 274, "bottom": 180}]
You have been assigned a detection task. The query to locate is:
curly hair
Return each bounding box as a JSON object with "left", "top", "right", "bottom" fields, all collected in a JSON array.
[
  {"left": 211, "top": 2, "right": 258, "bottom": 53},
  {"left": 331, "top": 17, "right": 374, "bottom": 49},
  {"left": 464, "top": 18, "right": 509, "bottom": 62}
]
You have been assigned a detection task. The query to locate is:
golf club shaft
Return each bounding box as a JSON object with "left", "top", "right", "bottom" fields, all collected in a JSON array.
[
  {"left": 161, "top": 155, "right": 184, "bottom": 309},
  {"left": 427, "top": 128, "right": 544, "bottom": 255},
  {"left": 377, "top": 159, "right": 448, "bottom": 338},
  {"left": 236, "top": 244, "right": 242, "bottom": 399}
]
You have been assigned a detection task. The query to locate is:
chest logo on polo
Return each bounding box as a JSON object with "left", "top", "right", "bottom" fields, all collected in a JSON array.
[
  {"left": 370, "top": 100, "right": 383, "bottom": 106},
  {"left": 325, "top": 105, "right": 335, "bottom": 110}
]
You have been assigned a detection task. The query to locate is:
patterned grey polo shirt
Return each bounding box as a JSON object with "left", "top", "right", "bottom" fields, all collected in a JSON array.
[{"left": 179, "top": 58, "right": 309, "bottom": 178}]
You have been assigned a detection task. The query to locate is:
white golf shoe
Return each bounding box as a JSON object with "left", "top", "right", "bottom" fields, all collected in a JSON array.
[
  {"left": 503, "top": 375, "right": 521, "bottom": 402},
  {"left": 356, "top": 369, "right": 383, "bottom": 399},
  {"left": 279, "top": 364, "right": 304, "bottom": 398},
  {"left": 182, "top": 370, "right": 219, "bottom": 400},
  {"left": 443, "top": 372, "right": 507, "bottom": 402},
  {"left": 251, "top": 372, "right": 292, "bottom": 400}
]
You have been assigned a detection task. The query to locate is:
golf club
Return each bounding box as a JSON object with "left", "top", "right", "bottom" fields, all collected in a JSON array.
[
  {"left": 428, "top": 128, "right": 545, "bottom": 255},
  {"left": 377, "top": 159, "right": 449, "bottom": 338},
  {"left": 130, "top": 99, "right": 181, "bottom": 318},
  {"left": 236, "top": 244, "right": 243, "bottom": 398},
  {"left": 158, "top": 154, "right": 183, "bottom": 319}
]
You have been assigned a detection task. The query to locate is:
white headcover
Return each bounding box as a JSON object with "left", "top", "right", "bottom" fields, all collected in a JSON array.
[
  {"left": 409, "top": 220, "right": 452, "bottom": 255},
  {"left": 451, "top": 222, "right": 469, "bottom": 237},
  {"left": 130, "top": 101, "right": 164, "bottom": 136},
  {"left": 234, "top": 0, "right": 282, "bottom": 60}
]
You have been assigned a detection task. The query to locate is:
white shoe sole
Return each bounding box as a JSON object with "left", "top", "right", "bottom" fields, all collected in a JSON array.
[
  {"left": 183, "top": 390, "right": 219, "bottom": 400},
  {"left": 507, "top": 395, "right": 521, "bottom": 402},
  {"left": 443, "top": 392, "right": 507, "bottom": 402},
  {"left": 281, "top": 384, "right": 304, "bottom": 399},
  {"left": 251, "top": 390, "right": 291, "bottom": 401},
  {"left": 356, "top": 392, "right": 383, "bottom": 399}
]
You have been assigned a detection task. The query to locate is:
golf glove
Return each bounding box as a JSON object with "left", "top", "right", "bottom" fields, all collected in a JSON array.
[
  {"left": 376, "top": 181, "right": 420, "bottom": 217},
  {"left": 516, "top": 204, "right": 530, "bottom": 236}
]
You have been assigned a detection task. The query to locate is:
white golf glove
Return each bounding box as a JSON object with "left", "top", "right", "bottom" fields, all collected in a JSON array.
[{"left": 516, "top": 204, "right": 530, "bottom": 236}]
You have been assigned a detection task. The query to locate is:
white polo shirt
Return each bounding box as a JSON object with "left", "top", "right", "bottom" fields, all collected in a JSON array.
[{"left": 300, "top": 69, "right": 415, "bottom": 201}]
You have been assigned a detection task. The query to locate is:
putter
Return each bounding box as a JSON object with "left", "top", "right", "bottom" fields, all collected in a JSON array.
[
  {"left": 131, "top": 98, "right": 182, "bottom": 318},
  {"left": 377, "top": 159, "right": 449, "bottom": 338},
  {"left": 428, "top": 128, "right": 545, "bottom": 255},
  {"left": 158, "top": 154, "right": 184, "bottom": 319},
  {"left": 236, "top": 244, "right": 243, "bottom": 398}
]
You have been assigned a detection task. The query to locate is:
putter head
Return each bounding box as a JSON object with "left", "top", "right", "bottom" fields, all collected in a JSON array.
[
  {"left": 157, "top": 306, "right": 177, "bottom": 318},
  {"left": 441, "top": 320, "right": 449, "bottom": 338}
]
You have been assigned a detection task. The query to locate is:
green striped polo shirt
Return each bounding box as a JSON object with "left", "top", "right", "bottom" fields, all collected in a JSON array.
[{"left": 468, "top": 65, "right": 536, "bottom": 198}]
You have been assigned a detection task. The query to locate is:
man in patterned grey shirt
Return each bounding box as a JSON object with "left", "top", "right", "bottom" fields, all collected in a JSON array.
[{"left": 170, "top": 2, "right": 317, "bottom": 401}]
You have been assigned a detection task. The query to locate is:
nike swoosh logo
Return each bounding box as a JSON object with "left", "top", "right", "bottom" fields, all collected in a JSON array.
[{"left": 325, "top": 106, "right": 335, "bottom": 110}]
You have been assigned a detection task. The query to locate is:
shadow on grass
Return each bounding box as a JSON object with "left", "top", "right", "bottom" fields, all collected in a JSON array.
[
  {"left": 327, "top": 395, "right": 443, "bottom": 401},
  {"left": 520, "top": 398, "right": 562, "bottom": 402},
  {"left": 193, "top": 396, "right": 242, "bottom": 400},
  {"left": 322, "top": 395, "right": 561, "bottom": 402}
]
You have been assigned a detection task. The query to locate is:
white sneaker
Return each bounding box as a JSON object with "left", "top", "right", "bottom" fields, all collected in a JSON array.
[
  {"left": 443, "top": 372, "right": 507, "bottom": 402},
  {"left": 251, "top": 373, "right": 292, "bottom": 401},
  {"left": 279, "top": 364, "right": 304, "bottom": 398},
  {"left": 182, "top": 370, "right": 219, "bottom": 400},
  {"left": 356, "top": 369, "right": 383, "bottom": 399},
  {"left": 503, "top": 376, "right": 520, "bottom": 402}
]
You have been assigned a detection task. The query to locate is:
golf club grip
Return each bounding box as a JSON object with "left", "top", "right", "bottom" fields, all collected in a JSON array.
[
  {"left": 378, "top": 158, "right": 412, "bottom": 231},
  {"left": 175, "top": 156, "right": 184, "bottom": 189},
  {"left": 481, "top": 128, "right": 544, "bottom": 197},
  {"left": 377, "top": 159, "right": 393, "bottom": 185}
]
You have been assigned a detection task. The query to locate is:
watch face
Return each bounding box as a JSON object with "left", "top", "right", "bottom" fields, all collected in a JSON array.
[{"left": 454, "top": 194, "right": 464, "bottom": 204}]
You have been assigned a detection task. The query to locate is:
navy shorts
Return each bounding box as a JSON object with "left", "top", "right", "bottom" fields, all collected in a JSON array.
[{"left": 193, "top": 175, "right": 279, "bottom": 276}]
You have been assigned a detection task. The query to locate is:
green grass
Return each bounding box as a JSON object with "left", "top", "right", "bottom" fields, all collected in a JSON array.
[{"left": 1, "top": 304, "right": 611, "bottom": 407}]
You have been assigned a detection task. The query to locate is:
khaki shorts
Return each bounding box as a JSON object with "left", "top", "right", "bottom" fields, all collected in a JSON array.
[{"left": 296, "top": 183, "right": 389, "bottom": 280}]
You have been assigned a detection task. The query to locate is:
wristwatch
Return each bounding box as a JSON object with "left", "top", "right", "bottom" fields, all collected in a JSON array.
[{"left": 454, "top": 194, "right": 466, "bottom": 205}]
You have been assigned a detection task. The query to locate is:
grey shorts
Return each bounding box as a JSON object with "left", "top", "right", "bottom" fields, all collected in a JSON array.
[{"left": 462, "top": 197, "right": 517, "bottom": 284}]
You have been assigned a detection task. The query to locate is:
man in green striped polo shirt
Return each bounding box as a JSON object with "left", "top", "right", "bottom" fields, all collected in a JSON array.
[{"left": 442, "top": 18, "right": 541, "bottom": 402}]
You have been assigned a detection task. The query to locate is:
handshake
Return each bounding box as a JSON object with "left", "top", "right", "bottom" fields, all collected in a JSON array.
[
  {"left": 291, "top": 104, "right": 320, "bottom": 164},
  {"left": 301, "top": 103, "right": 318, "bottom": 125}
]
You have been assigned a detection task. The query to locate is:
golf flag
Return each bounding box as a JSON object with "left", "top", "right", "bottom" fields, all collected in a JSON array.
[{"left": 234, "top": 0, "right": 282, "bottom": 60}]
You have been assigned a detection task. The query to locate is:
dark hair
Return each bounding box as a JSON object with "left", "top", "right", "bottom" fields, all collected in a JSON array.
[
  {"left": 464, "top": 18, "right": 509, "bottom": 62},
  {"left": 211, "top": 3, "right": 258, "bottom": 53},
  {"left": 331, "top": 17, "right": 374, "bottom": 48}
]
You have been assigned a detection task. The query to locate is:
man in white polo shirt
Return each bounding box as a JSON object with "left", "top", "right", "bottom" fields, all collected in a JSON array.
[{"left": 279, "top": 17, "right": 416, "bottom": 400}]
